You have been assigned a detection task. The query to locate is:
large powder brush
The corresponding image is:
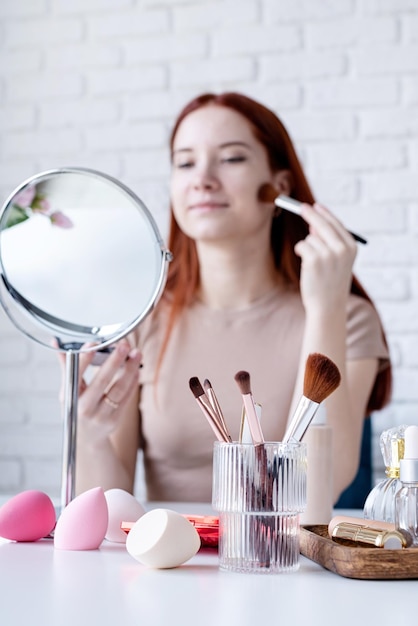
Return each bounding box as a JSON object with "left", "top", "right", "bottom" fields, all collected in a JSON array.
[
  {"left": 258, "top": 183, "right": 367, "bottom": 245},
  {"left": 282, "top": 353, "right": 341, "bottom": 443}
]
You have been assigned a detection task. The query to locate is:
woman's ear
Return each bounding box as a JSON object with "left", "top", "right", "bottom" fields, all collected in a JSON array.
[{"left": 272, "top": 169, "right": 293, "bottom": 196}]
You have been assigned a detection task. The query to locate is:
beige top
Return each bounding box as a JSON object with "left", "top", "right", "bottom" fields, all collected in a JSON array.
[{"left": 135, "top": 287, "right": 389, "bottom": 502}]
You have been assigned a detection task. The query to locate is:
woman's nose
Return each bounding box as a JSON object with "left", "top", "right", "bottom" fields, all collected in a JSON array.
[{"left": 192, "top": 162, "right": 219, "bottom": 190}]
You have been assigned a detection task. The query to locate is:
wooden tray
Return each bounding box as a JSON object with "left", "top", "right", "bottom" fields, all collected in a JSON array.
[{"left": 300, "top": 524, "right": 418, "bottom": 579}]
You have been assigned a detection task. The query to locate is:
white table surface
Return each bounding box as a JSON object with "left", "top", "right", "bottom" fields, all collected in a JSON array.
[{"left": 0, "top": 500, "right": 416, "bottom": 626}]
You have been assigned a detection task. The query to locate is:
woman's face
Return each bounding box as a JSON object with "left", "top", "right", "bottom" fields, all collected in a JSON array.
[{"left": 170, "top": 104, "right": 277, "bottom": 244}]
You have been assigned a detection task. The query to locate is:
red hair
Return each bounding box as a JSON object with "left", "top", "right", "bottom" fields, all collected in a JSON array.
[{"left": 159, "top": 92, "right": 391, "bottom": 412}]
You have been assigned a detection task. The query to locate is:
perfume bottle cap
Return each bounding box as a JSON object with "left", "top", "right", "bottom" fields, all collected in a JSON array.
[
  {"left": 380, "top": 425, "right": 407, "bottom": 477},
  {"left": 399, "top": 425, "right": 418, "bottom": 483}
]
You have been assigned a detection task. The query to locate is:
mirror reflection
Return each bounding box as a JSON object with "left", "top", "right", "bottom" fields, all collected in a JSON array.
[{"left": 0, "top": 168, "right": 171, "bottom": 351}]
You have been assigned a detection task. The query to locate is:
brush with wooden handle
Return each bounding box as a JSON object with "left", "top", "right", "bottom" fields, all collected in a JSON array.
[
  {"left": 282, "top": 353, "right": 341, "bottom": 443},
  {"left": 258, "top": 183, "right": 367, "bottom": 245}
]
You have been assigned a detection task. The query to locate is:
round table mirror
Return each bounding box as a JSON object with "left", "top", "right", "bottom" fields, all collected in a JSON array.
[{"left": 0, "top": 167, "right": 172, "bottom": 509}]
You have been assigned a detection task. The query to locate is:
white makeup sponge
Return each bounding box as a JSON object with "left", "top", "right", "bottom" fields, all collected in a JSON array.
[{"left": 126, "top": 508, "right": 201, "bottom": 568}]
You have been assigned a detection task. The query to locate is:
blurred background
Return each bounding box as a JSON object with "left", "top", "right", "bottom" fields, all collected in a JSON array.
[{"left": 0, "top": 0, "right": 417, "bottom": 500}]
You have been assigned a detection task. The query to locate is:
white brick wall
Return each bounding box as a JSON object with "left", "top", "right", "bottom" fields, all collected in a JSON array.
[{"left": 0, "top": 0, "right": 417, "bottom": 499}]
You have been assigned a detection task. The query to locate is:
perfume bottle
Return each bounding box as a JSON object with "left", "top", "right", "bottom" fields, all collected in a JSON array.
[
  {"left": 363, "top": 424, "right": 407, "bottom": 523},
  {"left": 395, "top": 425, "right": 418, "bottom": 546}
]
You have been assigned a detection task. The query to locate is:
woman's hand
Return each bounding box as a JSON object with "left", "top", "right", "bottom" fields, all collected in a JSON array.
[
  {"left": 57, "top": 339, "right": 142, "bottom": 445},
  {"left": 294, "top": 202, "right": 358, "bottom": 313}
]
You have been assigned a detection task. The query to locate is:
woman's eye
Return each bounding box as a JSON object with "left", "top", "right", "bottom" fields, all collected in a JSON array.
[
  {"left": 175, "top": 160, "right": 194, "bottom": 169},
  {"left": 221, "top": 155, "right": 246, "bottom": 163}
]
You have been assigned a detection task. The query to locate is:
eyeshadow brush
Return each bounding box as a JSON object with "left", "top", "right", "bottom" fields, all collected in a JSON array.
[
  {"left": 239, "top": 402, "right": 262, "bottom": 444},
  {"left": 234, "top": 371, "right": 271, "bottom": 561},
  {"left": 203, "top": 378, "right": 229, "bottom": 438},
  {"left": 189, "top": 377, "right": 232, "bottom": 443},
  {"left": 258, "top": 183, "right": 367, "bottom": 245},
  {"left": 282, "top": 353, "right": 341, "bottom": 443},
  {"left": 234, "top": 371, "right": 264, "bottom": 445}
]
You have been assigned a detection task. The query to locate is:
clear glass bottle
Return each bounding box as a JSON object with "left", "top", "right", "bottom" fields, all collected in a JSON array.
[
  {"left": 363, "top": 425, "right": 407, "bottom": 523},
  {"left": 395, "top": 425, "right": 418, "bottom": 546}
]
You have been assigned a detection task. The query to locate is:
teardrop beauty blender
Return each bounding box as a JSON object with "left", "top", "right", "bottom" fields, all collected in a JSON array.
[
  {"left": 54, "top": 486, "right": 108, "bottom": 550},
  {"left": 0, "top": 490, "right": 56, "bottom": 542},
  {"left": 104, "top": 488, "right": 145, "bottom": 543},
  {"left": 126, "top": 508, "right": 201, "bottom": 568}
]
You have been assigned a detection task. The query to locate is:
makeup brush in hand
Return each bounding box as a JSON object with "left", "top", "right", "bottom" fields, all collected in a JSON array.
[
  {"left": 282, "top": 353, "right": 341, "bottom": 443},
  {"left": 258, "top": 183, "right": 367, "bottom": 245},
  {"left": 234, "top": 370, "right": 264, "bottom": 445}
]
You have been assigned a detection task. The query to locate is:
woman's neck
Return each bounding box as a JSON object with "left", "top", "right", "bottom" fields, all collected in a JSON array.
[{"left": 196, "top": 239, "right": 280, "bottom": 309}]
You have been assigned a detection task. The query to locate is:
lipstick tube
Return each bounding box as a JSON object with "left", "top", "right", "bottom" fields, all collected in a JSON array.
[{"left": 330, "top": 522, "right": 411, "bottom": 549}]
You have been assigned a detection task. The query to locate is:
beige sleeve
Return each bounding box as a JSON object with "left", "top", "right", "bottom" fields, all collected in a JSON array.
[{"left": 346, "top": 295, "right": 390, "bottom": 371}]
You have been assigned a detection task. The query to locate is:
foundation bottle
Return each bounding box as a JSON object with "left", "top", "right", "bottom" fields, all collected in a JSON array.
[
  {"left": 300, "top": 405, "right": 333, "bottom": 526},
  {"left": 363, "top": 424, "right": 406, "bottom": 523}
]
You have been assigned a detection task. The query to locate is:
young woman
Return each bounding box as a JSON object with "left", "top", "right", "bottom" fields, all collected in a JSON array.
[{"left": 64, "top": 92, "right": 391, "bottom": 503}]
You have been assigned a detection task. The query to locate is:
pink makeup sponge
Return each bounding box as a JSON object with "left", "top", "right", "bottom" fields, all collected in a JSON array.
[
  {"left": 0, "top": 490, "right": 56, "bottom": 542},
  {"left": 54, "top": 486, "right": 108, "bottom": 551}
]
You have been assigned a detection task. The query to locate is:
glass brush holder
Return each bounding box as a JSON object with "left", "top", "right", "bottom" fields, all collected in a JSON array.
[
  {"left": 363, "top": 425, "right": 407, "bottom": 523},
  {"left": 212, "top": 441, "right": 306, "bottom": 574}
]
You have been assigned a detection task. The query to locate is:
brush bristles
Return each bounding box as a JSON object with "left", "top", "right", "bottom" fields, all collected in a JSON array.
[
  {"left": 189, "top": 376, "right": 205, "bottom": 398},
  {"left": 203, "top": 378, "right": 212, "bottom": 390},
  {"left": 234, "top": 370, "right": 251, "bottom": 395},
  {"left": 303, "top": 353, "right": 341, "bottom": 404},
  {"left": 258, "top": 183, "right": 278, "bottom": 203}
]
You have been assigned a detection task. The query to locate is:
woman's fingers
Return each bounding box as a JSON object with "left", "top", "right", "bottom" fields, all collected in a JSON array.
[
  {"left": 86, "top": 340, "right": 131, "bottom": 401},
  {"left": 100, "top": 348, "right": 142, "bottom": 414},
  {"left": 294, "top": 202, "right": 357, "bottom": 310},
  {"left": 301, "top": 202, "right": 358, "bottom": 252},
  {"left": 56, "top": 338, "right": 141, "bottom": 412},
  {"left": 78, "top": 340, "right": 142, "bottom": 417}
]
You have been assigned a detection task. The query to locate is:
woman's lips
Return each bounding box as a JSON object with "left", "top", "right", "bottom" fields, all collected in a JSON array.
[{"left": 189, "top": 202, "right": 228, "bottom": 211}]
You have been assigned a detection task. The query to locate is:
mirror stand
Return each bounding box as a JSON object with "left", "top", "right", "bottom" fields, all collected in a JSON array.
[
  {"left": 61, "top": 351, "right": 80, "bottom": 510},
  {"left": 0, "top": 167, "right": 171, "bottom": 511}
]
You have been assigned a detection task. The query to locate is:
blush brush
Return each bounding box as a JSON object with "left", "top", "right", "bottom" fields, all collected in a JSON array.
[
  {"left": 189, "top": 377, "right": 232, "bottom": 443},
  {"left": 282, "top": 353, "right": 341, "bottom": 443},
  {"left": 258, "top": 183, "right": 367, "bottom": 245}
]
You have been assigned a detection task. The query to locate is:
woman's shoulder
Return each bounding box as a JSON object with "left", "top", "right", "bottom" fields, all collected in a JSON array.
[
  {"left": 346, "top": 293, "right": 389, "bottom": 361},
  {"left": 346, "top": 293, "right": 381, "bottom": 326}
]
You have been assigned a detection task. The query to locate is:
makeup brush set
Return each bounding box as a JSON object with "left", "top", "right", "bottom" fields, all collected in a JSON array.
[
  {"left": 189, "top": 352, "right": 341, "bottom": 448},
  {"left": 189, "top": 353, "right": 342, "bottom": 573}
]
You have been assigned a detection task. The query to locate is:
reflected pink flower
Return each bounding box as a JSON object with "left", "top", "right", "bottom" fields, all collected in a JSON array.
[
  {"left": 50, "top": 211, "right": 73, "bottom": 229},
  {"left": 13, "top": 185, "right": 36, "bottom": 208},
  {"left": 32, "top": 198, "right": 51, "bottom": 214}
]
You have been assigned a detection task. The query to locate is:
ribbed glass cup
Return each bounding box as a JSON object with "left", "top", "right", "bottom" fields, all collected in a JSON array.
[{"left": 212, "top": 441, "right": 307, "bottom": 574}]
